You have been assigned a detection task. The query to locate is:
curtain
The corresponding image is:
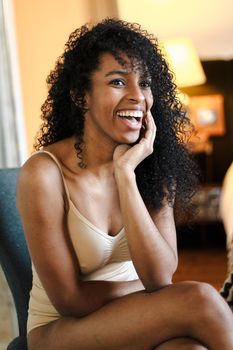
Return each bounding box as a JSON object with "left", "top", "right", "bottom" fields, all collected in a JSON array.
[{"left": 0, "top": 0, "right": 27, "bottom": 168}]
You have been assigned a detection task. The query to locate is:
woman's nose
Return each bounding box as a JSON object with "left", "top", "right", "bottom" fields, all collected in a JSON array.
[{"left": 126, "top": 85, "right": 145, "bottom": 103}]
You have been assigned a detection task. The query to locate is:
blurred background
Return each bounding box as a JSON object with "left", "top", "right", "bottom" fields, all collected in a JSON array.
[{"left": 0, "top": 0, "right": 233, "bottom": 348}]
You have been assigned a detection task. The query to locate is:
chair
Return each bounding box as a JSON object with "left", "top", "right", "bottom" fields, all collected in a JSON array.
[{"left": 0, "top": 168, "right": 32, "bottom": 350}]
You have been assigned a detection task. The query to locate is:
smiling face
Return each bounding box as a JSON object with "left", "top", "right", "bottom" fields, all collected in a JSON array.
[{"left": 83, "top": 53, "right": 154, "bottom": 146}]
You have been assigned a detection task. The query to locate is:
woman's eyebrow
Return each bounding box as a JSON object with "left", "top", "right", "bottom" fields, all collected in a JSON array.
[
  {"left": 105, "top": 70, "right": 129, "bottom": 77},
  {"left": 141, "top": 74, "right": 152, "bottom": 81},
  {"left": 139, "top": 70, "right": 151, "bottom": 79}
]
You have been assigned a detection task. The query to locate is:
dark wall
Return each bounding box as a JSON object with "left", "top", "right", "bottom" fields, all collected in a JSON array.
[{"left": 183, "top": 59, "right": 233, "bottom": 183}]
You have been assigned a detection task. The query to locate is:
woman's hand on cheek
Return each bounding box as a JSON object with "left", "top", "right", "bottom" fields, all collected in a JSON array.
[{"left": 113, "top": 111, "right": 156, "bottom": 175}]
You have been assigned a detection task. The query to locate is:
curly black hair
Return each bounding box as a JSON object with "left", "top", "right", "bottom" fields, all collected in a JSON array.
[{"left": 35, "top": 18, "right": 199, "bottom": 215}]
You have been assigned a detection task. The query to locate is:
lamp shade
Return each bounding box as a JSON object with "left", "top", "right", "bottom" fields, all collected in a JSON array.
[{"left": 162, "top": 38, "right": 206, "bottom": 88}]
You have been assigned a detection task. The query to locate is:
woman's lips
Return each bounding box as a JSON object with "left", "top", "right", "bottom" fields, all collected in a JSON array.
[{"left": 116, "top": 110, "right": 143, "bottom": 130}]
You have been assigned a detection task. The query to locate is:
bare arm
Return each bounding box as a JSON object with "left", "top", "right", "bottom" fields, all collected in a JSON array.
[
  {"left": 17, "top": 155, "right": 143, "bottom": 319},
  {"left": 113, "top": 113, "right": 178, "bottom": 291}
]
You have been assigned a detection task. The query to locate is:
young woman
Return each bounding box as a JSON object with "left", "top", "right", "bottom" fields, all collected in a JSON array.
[{"left": 17, "top": 18, "right": 233, "bottom": 350}]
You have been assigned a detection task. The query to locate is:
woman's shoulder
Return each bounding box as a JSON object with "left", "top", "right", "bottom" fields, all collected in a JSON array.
[
  {"left": 18, "top": 150, "right": 64, "bottom": 198},
  {"left": 20, "top": 151, "right": 58, "bottom": 178},
  {"left": 16, "top": 148, "right": 69, "bottom": 233},
  {"left": 21, "top": 137, "right": 73, "bottom": 176},
  {"left": 18, "top": 137, "right": 76, "bottom": 198}
]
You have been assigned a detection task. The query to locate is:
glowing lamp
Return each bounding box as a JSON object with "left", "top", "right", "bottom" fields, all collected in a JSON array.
[{"left": 162, "top": 38, "right": 206, "bottom": 88}]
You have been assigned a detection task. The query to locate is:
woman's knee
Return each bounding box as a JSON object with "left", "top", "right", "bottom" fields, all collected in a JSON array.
[
  {"left": 147, "top": 280, "right": 224, "bottom": 319},
  {"left": 191, "top": 281, "right": 228, "bottom": 311},
  {"left": 174, "top": 281, "right": 231, "bottom": 327},
  {"left": 175, "top": 281, "right": 220, "bottom": 307}
]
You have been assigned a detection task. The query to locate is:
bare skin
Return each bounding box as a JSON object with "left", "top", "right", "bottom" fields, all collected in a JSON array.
[
  {"left": 17, "top": 53, "right": 233, "bottom": 350},
  {"left": 26, "top": 281, "right": 233, "bottom": 350}
]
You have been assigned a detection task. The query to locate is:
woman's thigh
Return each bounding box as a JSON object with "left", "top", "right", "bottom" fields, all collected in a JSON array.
[{"left": 27, "top": 281, "right": 233, "bottom": 350}]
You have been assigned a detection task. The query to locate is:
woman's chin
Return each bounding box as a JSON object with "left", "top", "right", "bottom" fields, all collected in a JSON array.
[{"left": 118, "top": 133, "right": 140, "bottom": 145}]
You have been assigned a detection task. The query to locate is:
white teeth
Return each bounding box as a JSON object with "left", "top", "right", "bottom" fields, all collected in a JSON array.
[{"left": 117, "top": 110, "right": 143, "bottom": 118}]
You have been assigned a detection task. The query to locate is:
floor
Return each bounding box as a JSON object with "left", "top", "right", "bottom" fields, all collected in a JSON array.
[
  {"left": 0, "top": 247, "right": 229, "bottom": 349},
  {"left": 174, "top": 247, "right": 228, "bottom": 290}
]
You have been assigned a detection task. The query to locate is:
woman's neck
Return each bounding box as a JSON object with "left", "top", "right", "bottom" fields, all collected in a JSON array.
[{"left": 81, "top": 123, "right": 118, "bottom": 172}]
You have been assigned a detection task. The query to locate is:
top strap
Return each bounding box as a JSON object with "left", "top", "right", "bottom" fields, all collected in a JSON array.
[{"left": 33, "top": 150, "right": 71, "bottom": 203}]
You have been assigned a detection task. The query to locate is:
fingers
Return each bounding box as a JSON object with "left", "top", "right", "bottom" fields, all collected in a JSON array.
[
  {"left": 114, "top": 112, "right": 156, "bottom": 171},
  {"left": 147, "top": 111, "right": 156, "bottom": 133},
  {"left": 142, "top": 111, "right": 156, "bottom": 146}
]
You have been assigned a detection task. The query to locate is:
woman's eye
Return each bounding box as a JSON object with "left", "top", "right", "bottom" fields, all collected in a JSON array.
[
  {"left": 110, "top": 79, "right": 125, "bottom": 86},
  {"left": 140, "top": 80, "right": 151, "bottom": 89}
]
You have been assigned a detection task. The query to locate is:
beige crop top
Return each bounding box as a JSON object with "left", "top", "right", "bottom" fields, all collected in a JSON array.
[{"left": 27, "top": 151, "right": 138, "bottom": 332}]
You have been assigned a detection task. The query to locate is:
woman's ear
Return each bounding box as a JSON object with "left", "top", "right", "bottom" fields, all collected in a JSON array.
[
  {"left": 70, "top": 89, "right": 80, "bottom": 106},
  {"left": 83, "top": 95, "right": 89, "bottom": 111},
  {"left": 70, "top": 89, "right": 89, "bottom": 112}
]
